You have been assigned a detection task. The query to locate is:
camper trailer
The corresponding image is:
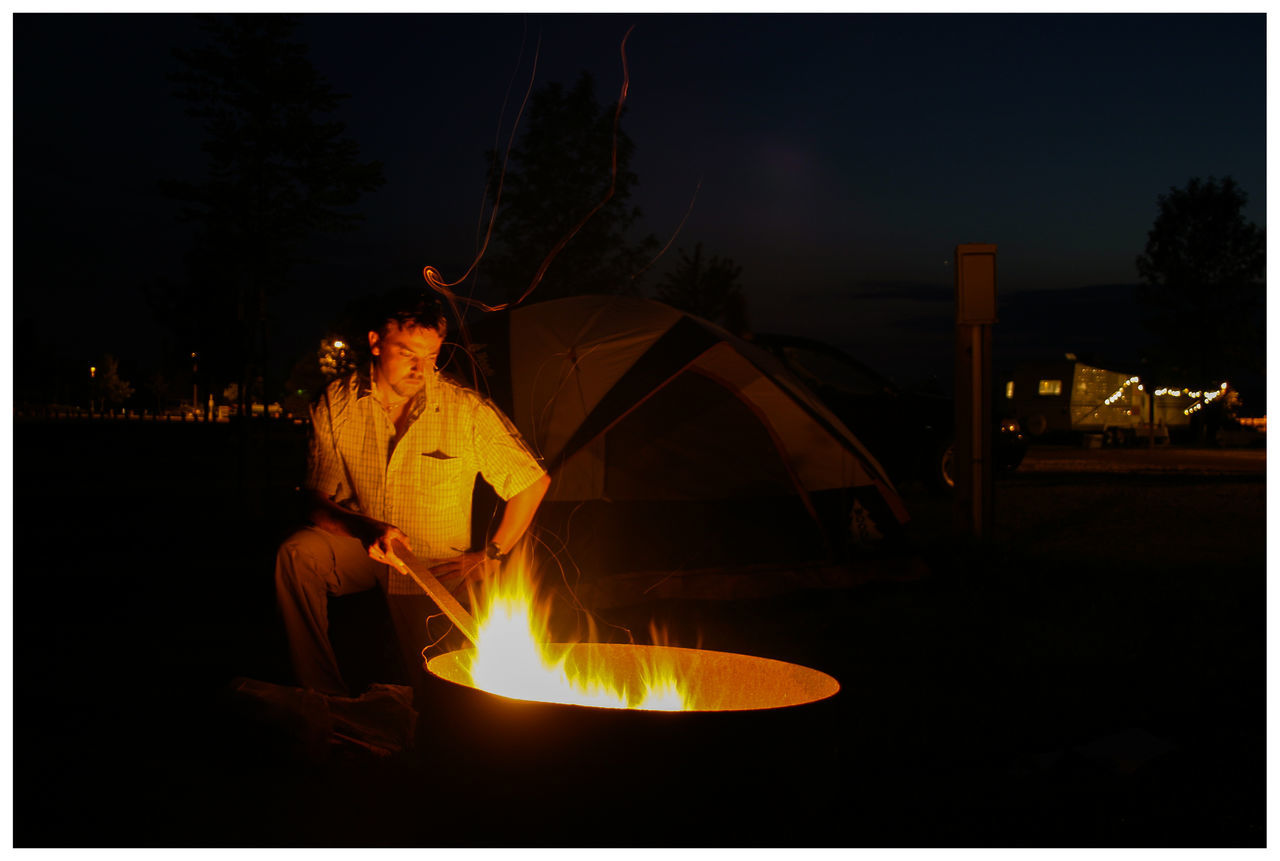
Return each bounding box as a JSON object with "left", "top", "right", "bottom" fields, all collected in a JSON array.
[
  {"left": 1005, "top": 359, "right": 1158, "bottom": 445},
  {"left": 1004, "top": 358, "right": 1220, "bottom": 445}
]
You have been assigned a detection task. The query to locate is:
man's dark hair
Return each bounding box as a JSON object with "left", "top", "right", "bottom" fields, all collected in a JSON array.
[{"left": 370, "top": 287, "right": 448, "bottom": 336}]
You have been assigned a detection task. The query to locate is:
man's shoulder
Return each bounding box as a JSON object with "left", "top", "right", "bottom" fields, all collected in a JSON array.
[
  {"left": 314, "top": 371, "right": 365, "bottom": 416},
  {"left": 436, "top": 371, "right": 494, "bottom": 407},
  {"left": 434, "top": 371, "right": 529, "bottom": 443}
]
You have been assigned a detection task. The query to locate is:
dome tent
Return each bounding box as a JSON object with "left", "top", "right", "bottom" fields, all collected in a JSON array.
[{"left": 455, "top": 295, "right": 911, "bottom": 605}]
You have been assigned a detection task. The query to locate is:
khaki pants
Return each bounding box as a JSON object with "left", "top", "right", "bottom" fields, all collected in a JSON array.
[{"left": 274, "top": 526, "right": 438, "bottom": 701}]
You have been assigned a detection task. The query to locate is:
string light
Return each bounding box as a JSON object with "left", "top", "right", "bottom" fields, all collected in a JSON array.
[
  {"left": 1148, "top": 380, "right": 1229, "bottom": 417},
  {"left": 1103, "top": 376, "right": 1141, "bottom": 406},
  {"left": 1058, "top": 365, "right": 1235, "bottom": 428}
]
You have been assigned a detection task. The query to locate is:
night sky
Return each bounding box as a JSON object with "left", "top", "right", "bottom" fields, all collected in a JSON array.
[{"left": 12, "top": 12, "right": 1268, "bottom": 393}]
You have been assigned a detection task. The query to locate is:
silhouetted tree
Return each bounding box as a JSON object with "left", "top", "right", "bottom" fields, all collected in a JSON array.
[
  {"left": 655, "top": 243, "right": 748, "bottom": 335},
  {"left": 162, "top": 13, "right": 384, "bottom": 412},
  {"left": 1135, "top": 176, "right": 1265, "bottom": 385},
  {"left": 282, "top": 350, "right": 326, "bottom": 419},
  {"left": 479, "top": 72, "right": 658, "bottom": 302},
  {"left": 146, "top": 372, "right": 173, "bottom": 413},
  {"left": 92, "top": 355, "right": 135, "bottom": 411}
]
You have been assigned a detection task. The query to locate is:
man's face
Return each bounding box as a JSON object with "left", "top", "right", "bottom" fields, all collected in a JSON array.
[{"left": 369, "top": 320, "right": 445, "bottom": 399}]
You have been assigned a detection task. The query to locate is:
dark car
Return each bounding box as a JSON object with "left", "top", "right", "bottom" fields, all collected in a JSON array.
[{"left": 749, "top": 333, "right": 1027, "bottom": 491}]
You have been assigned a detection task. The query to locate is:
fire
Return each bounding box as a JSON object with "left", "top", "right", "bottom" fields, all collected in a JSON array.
[{"left": 461, "top": 555, "right": 691, "bottom": 711}]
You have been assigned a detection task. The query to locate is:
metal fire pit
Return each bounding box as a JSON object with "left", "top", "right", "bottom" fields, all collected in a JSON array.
[
  {"left": 426, "top": 642, "right": 839, "bottom": 712},
  {"left": 420, "top": 643, "right": 843, "bottom": 811}
]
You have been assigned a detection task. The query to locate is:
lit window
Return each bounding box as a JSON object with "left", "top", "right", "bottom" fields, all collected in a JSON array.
[
  {"left": 1038, "top": 379, "right": 1062, "bottom": 396},
  {"left": 1005, "top": 381, "right": 1015, "bottom": 399}
]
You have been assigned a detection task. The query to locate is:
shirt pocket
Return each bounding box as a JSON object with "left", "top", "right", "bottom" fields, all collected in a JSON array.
[{"left": 416, "top": 450, "right": 469, "bottom": 491}]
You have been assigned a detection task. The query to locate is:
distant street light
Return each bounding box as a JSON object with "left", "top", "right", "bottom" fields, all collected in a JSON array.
[{"left": 318, "top": 338, "right": 352, "bottom": 379}]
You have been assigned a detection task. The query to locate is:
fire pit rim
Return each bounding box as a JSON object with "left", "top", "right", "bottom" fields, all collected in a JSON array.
[{"left": 423, "top": 640, "right": 842, "bottom": 714}]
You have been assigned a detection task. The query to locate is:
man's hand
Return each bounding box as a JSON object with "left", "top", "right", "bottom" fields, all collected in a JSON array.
[
  {"left": 307, "top": 491, "right": 413, "bottom": 573},
  {"left": 430, "top": 551, "right": 498, "bottom": 591},
  {"left": 362, "top": 524, "right": 413, "bottom": 574}
]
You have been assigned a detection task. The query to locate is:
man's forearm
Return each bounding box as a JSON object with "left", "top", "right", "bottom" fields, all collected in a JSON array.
[
  {"left": 305, "top": 489, "right": 384, "bottom": 542},
  {"left": 490, "top": 473, "right": 551, "bottom": 554}
]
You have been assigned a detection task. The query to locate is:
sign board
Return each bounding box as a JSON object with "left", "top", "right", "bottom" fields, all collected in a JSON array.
[
  {"left": 954, "top": 243, "right": 996, "bottom": 541},
  {"left": 955, "top": 244, "right": 998, "bottom": 324}
]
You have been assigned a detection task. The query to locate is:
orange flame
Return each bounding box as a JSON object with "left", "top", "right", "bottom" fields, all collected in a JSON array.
[{"left": 461, "top": 549, "right": 691, "bottom": 711}]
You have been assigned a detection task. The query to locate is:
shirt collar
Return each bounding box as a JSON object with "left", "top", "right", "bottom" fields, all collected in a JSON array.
[{"left": 352, "top": 366, "right": 374, "bottom": 400}]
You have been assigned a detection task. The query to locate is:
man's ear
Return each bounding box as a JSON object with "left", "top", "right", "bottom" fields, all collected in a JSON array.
[{"left": 368, "top": 330, "right": 380, "bottom": 356}]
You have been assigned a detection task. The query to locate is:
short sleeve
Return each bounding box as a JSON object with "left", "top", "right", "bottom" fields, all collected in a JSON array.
[
  {"left": 305, "top": 392, "right": 347, "bottom": 502},
  {"left": 471, "top": 396, "right": 548, "bottom": 500}
]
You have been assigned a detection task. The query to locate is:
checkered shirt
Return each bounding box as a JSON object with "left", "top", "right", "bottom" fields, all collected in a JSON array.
[{"left": 306, "top": 368, "right": 547, "bottom": 596}]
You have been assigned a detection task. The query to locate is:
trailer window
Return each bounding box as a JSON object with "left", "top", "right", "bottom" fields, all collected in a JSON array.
[
  {"left": 1005, "top": 381, "right": 1015, "bottom": 399},
  {"left": 1038, "top": 379, "right": 1062, "bottom": 396}
]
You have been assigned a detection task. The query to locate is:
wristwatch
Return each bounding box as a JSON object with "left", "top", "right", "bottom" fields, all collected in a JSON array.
[{"left": 485, "top": 541, "right": 508, "bottom": 562}]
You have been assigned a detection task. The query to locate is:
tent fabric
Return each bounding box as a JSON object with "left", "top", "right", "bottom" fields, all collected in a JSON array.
[{"left": 456, "top": 295, "right": 910, "bottom": 584}]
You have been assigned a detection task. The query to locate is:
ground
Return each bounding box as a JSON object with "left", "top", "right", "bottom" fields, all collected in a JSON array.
[{"left": 12, "top": 419, "right": 1267, "bottom": 847}]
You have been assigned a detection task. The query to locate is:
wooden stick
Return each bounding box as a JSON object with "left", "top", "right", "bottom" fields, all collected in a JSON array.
[{"left": 388, "top": 541, "right": 480, "bottom": 646}]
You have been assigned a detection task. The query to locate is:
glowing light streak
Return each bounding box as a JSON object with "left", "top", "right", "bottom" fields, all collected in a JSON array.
[{"left": 421, "top": 26, "right": 637, "bottom": 318}]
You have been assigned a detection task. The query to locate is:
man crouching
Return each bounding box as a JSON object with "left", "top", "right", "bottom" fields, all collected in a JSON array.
[{"left": 274, "top": 287, "right": 550, "bottom": 701}]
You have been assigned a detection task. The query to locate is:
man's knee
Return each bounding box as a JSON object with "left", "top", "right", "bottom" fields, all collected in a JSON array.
[
  {"left": 277, "top": 526, "right": 384, "bottom": 597},
  {"left": 275, "top": 527, "right": 335, "bottom": 590}
]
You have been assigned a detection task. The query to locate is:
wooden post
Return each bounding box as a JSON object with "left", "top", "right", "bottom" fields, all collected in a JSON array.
[
  {"left": 1148, "top": 380, "right": 1156, "bottom": 448},
  {"left": 954, "top": 244, "right": 997, "bottom": 541}
]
